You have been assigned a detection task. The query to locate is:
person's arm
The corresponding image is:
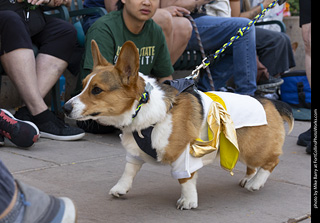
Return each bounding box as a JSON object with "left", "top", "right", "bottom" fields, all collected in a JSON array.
[
  {"left": 162, "top": 5, "right": 191, "bottom": 17},
  {"left": 230, "top": 0, "right": 275, "bottom": 19},
  {"left": 158, "top": 75, "right": 173, "bottom": 83},
  {"left": 104, "top": 0, "right": 117, "bottom": 12},
  {"left": 23, "top": 0, "right": 71, "bottom": 8},
  {"left": 160, "top": 0, "right": 211, "bottom": 12}
]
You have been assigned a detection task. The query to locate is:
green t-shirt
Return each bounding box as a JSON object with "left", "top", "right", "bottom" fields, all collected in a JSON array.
[{"left": 82, "top": 10, "right": 174, "bottom": 78}]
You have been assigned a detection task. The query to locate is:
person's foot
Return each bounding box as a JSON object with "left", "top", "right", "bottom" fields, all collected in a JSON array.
[
  {"left": 297, "top": 128, "right": 311, "bottom": 147},
  {"left": 306, "top": 142, "right": 311, "bottom": 154},
  {"left": 15, "top": 107, "right": 85, "bottom": 141},
  {"left": 257, "top": 76, "right": 284, "bottom": 90},
  {"left": 34, "top": 110, "right": 85, "bottom": 141},
  {"left": 0, "top": 109, "right": 39, "bottom": 147},
  {"left": 0, "top": 180, "right": 77, "bottom": 223}
]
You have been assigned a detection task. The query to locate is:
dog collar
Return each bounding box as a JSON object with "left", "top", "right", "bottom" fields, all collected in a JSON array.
[{"left": 132, "top": 82, "right": 153, "bottom": 120}]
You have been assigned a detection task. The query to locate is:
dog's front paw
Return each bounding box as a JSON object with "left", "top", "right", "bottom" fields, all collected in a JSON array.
[
  {"left": 176, "top": 196, "right": 198, "bottom": 210},
  {"left": 109, "top": 184, "right": 129, "bottom": 197}
]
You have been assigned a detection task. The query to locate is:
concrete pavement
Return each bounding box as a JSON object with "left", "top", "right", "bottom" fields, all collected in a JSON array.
[{"left": 0, "top": 119, "right": 311, "bottom": 223}]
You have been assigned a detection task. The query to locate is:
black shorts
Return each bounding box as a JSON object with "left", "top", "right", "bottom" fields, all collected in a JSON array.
[
  {"left": 299, "top": 0, "right": 311, "bottom": 27},
  {"left": 0, "top": 10, "right": 76, "bottom": 63}
]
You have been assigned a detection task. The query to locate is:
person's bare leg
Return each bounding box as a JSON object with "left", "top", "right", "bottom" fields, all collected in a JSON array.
[
  {"left": 171, "top": 17, "right": 192, "bottom": 64},
  {"left": 153, "top": 9, "right": 192, "bottom": 64},
  {"left": 152, "top": 9, "right": 174, "bottom": 62},
  {"left": 0, "top": 49, "right": 47, "bottom": 116},
  {"left": 35, "top": 53, "right": 68, "bottom": 98},
  {"left": 302, "top": 23, "right": 311, "bottom": 87}
]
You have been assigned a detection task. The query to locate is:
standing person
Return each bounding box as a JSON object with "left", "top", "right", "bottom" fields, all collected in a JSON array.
[
  {"left": 0, "top": 0, "right": 85, "bottom": 141},
  {"left": 297, "top": 0, "right": 311, "bottom": 154}
]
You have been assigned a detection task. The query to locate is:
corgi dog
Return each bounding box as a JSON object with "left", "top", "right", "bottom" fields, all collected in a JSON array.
[{"left": 63, "top": 40, "right": 294, "bottom": 210}]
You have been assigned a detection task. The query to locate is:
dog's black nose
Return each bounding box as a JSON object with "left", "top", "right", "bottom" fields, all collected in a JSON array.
[{"left": 63, "top": 102, "right": 73, "bottom": 116}]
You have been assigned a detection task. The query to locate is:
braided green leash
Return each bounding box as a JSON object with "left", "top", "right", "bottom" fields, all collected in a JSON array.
[{"left": 189, "top": 0, "right": 286, "bottom": 80}]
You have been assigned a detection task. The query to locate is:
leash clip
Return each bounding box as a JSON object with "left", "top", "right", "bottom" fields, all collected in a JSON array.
[{"left": 190, "top": 57, "right": 210, "bottom": 80}]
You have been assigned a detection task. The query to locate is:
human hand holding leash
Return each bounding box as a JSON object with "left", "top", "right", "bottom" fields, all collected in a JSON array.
[
  {"left": 22, "top": 0, "right": 70, "bottom": 6},
  {"left": 164, "top": 6, "right": 190, "bottom": 17}
]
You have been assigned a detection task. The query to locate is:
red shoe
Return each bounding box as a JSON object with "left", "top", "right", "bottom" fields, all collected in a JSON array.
[{"left": 0, "top": 109, "right": 39, "bottom": 147}]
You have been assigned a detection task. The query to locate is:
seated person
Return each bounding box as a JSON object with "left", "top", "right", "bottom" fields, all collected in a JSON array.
[
  {"left": 82, "top": 0, "right": 192, "bottom": 65},
  {"left": 77, "top": 0, "right": 174, "bottom": 133},
  {"left": 161, "top": 0, "right": 258, "bottom": 95},
  {"left": 230, "top": 0, "right": 295, "bottom": 85},
  {"left": 0, "top": 0, "right": 85, "bottom": 141}
]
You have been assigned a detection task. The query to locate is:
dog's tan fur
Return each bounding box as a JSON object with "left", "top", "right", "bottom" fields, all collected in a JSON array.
[
  {"left": 237, "top": 99, "right": 289, "bottom": 174},
  {"left": 77, "top": 41, "right": 145, "bottom": 119},
  {"left": 64, "top": 40, "right": 294, "bottom": 209},
  {"left": 163, "top": 92, "right": 204, "bottom": 163}
]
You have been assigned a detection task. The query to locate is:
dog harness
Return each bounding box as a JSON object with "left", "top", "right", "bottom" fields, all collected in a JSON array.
[{"left": 132, "top": 78, "right": 196, "bottom": 160}]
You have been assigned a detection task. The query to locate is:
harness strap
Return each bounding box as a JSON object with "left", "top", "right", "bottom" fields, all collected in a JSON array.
[
  {"left": 133, "top": 78, "right": 197, "bottom": 160},
  {"left": 133, "top": 126, "right": 157, "bottom": 160}
]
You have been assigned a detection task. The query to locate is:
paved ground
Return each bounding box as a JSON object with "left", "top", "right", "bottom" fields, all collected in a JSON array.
[{"left": 0, "top": 118, "right": 311, "bottom": 223}]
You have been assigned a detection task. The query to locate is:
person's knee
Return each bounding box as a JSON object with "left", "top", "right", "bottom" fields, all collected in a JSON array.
[
  {"left": 176, "top": 17, "right": 192, "bottom": 39},
  {"left": 62, "top": 21, "right": 78, "bottom": 42},
  {"left": 153, "top": 9, "right": 173, "bottom": 35},
  {"left": 0, "top": 11, "right": 24, "bottom": 27}
]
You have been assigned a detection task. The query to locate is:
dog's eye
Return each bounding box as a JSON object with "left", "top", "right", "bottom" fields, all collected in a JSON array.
[{"left": 91, "top": 87, "right": 103, "bottom": 95}]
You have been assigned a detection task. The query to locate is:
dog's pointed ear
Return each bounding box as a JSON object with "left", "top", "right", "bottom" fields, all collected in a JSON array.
[
  {"left": 91, "top": 40, "right": 111, "bottom": 67},
  {"left": 115, "top": 41, "right": 140, "bottom": 85}
]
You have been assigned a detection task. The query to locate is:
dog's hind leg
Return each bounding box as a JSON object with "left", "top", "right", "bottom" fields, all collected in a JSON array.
[
  {"left": 244, "top": 157, "right": 280, "bottom": 192},
  {"left": 239, "top": 166, "right": 257, "bottom": 188},
  {"left": 109, "top": 162, "right": 142, "bottom": 197},
  {"left": 176, "top": 172, "right": 198, "bottom": 210}
]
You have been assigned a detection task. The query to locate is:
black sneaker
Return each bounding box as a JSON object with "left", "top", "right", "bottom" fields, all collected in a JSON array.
[
  {"left": 297, "top": 128, "right": 311, "bottom": 147},
  {"left": 306, "top": 142, "right": 311, "bottom": 154},
  {"left": 0, "top": 135, "right": 4, "bottom": 146},
  {"left": 14, "top": 106, "right": 34, "bottom": 122},
  {"left": 0, "top": 109, "right": 39, "bottom": 147},
  {"left": 257, "top": 76, "right": 284, "bottom": 90},
  {"left": 33, "top": 110, "right": 85, "bottom": 141}
]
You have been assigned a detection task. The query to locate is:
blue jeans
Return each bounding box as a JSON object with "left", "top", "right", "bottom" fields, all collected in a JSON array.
[
  {"left": 0, "top": 160, "right": 15, "bottom": 215},
  {"left": 187, "top": 16, "right": 257, "bottom": 95}
]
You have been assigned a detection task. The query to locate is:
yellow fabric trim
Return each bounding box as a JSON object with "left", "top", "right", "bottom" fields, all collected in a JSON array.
[
  {"left": 204, "top": 92, "right": 227, "bottom": 110},
  {"left": 190, "top": 92, "right": 239, "bottom": 174},
  {"left": 220, "top": 132, "right": 239, "bottom": 174}
]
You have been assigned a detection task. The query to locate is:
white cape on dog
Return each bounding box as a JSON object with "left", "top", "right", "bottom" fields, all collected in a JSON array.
[{"left": 210, "top": 91, "right": 268, "bottom": 129}]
